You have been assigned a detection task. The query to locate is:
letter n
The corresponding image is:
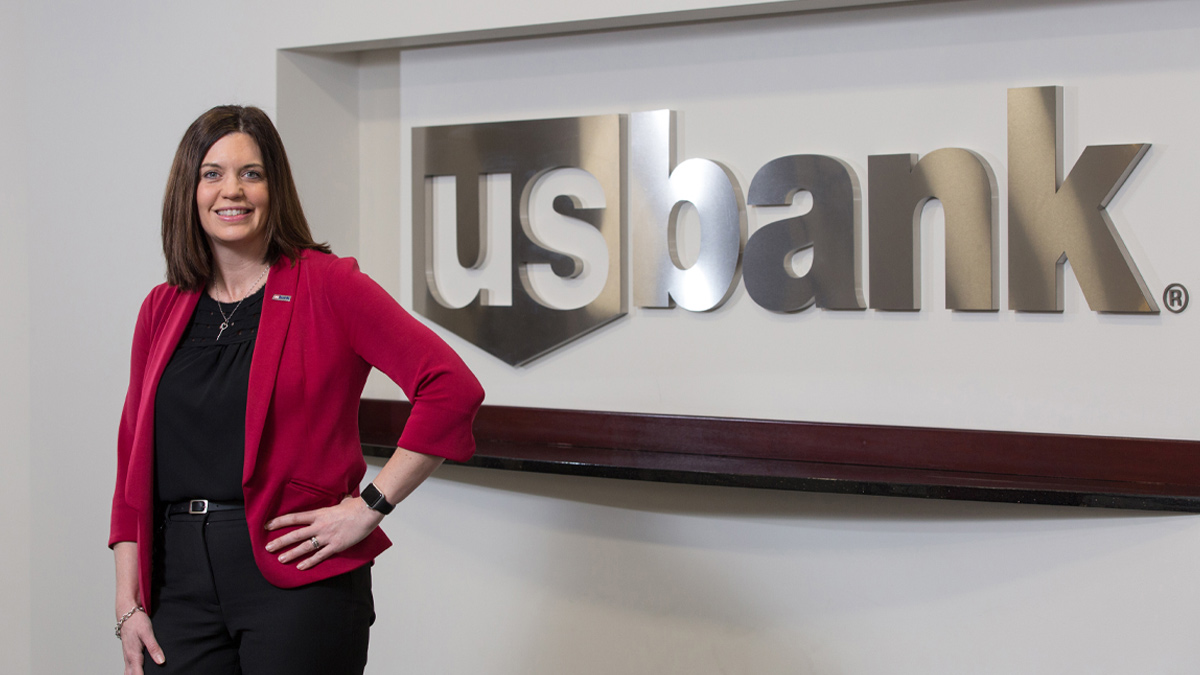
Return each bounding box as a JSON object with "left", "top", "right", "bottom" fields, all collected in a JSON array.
[{"left": 868, "top": 150, "right": 999, "bottom": 311}]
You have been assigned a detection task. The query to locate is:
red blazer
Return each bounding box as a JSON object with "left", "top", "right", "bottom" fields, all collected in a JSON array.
[{"left": 110, "top": 250, "right": 484, "bottom": 610}]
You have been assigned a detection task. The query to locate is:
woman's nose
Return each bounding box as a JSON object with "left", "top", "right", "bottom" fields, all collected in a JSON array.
[{"left": 219, "top": 176, "right": 245, "bottom": 198}]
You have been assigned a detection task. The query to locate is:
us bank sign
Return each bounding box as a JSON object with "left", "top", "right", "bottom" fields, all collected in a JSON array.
[{"left": 412, "top": 86, "right": 1161, "bottom": 366}]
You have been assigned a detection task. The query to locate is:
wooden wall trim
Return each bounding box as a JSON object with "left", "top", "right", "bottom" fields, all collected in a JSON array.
[{"left": 359, "top": 399, "right": 1200, "bottom": 512}]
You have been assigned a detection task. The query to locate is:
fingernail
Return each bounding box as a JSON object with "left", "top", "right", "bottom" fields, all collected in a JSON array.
[
  {"left": 154, "top": 653, "right": 165, "bottom": 664},
  {"left": 265, "top": 543, "right": 275, "bottom": 552}
]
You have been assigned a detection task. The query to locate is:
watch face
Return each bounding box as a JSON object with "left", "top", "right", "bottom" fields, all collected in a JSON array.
[{"left": 363, "top": 484, "right": 393, "bottom": 513}]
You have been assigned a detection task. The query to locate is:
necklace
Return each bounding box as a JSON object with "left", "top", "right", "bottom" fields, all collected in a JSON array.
[{"left": 213, "top": 265, "right": 269, "bottom": 341}]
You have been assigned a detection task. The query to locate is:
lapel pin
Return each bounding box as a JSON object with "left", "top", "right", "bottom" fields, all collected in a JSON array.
[{"left": 271, "top": 294, "right": 292, "bottom": 302}]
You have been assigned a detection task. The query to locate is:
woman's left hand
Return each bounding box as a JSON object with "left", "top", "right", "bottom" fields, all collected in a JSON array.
[{"left": 264, "top": 496, "right": 385, "bottom": 570}]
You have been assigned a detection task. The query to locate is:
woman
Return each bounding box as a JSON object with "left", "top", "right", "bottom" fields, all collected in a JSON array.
[{"left": 110, "top": 105, "right": 484, "bottom": 675}]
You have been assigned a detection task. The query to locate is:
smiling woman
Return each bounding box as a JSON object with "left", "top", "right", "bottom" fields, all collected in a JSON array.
[
  {"left": 195, "top": 132, "right": 270, "bottom": 257},
  {"left": 109, "top": 105, "right": 484, "bottom": 675},
  {"left": 159, "top": 106, "right": 329, "bottom": 293}
]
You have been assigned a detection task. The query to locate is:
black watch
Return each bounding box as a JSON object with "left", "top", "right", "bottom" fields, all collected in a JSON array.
[{"left": 361, "top": 483, "right": 395, "bottom": 515}]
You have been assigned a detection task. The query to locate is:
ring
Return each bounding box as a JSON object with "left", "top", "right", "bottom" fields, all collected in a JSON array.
[{"left": 311, "top": 536, "right": 321, "bottom": 550}]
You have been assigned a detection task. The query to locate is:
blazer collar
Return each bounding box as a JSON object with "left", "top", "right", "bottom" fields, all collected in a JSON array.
[
  {"left": 127, "top": 286, "right": 201, "bottom": 510},
  {"left": 243, "top": 254, "right": 301, "bottom": 483},
  {"left": 143, "top": 288, "right": 200, "bottom": 405}
]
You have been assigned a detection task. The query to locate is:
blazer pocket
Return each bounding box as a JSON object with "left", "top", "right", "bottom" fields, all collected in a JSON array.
[{"left": 276, "top": 478, "right": 342, "bottom": 517}]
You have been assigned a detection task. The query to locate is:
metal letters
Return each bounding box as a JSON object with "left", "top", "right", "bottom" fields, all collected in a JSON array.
[
  {"left": 411, "top": 85, "right": 1158, "bottom": 365},
  {"left": 868, "top": 150, "right": 999, "bottom": 311},
  {"left": 631, "top": 110, "right": 746, "bottom": 312},
  {"left": 1008, "top": 86, "right": 1157, "bottom": 313},
  {"left": 744, "top": 155, "right": 865, "bottom": 312}
]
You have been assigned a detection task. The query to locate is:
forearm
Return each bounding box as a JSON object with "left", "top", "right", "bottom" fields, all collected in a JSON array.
[
  {"left": 113, "top": 541, "right": 141, "bottom": 617},
  {"left": 371, "top": 447, "right": 444, "bottom": 507}
]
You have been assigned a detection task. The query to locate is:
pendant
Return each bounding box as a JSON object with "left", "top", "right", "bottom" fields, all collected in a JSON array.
[{"left": 217, "top": 321, "right": 230, "bottom": 341}]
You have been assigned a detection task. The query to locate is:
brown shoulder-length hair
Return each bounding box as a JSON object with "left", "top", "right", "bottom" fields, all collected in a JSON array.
[{"left": 162, "top": 105, "right": 330, "bottom": 291}]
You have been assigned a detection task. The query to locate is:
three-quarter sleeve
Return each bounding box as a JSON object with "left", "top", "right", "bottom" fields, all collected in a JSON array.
[{"left": 323, "top": 257, "right": 484, "bottom": 462}]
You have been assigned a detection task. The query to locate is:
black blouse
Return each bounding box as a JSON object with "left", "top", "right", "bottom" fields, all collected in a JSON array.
[{"left": 153, "top": 287, "right": 264, "bottom": 503}]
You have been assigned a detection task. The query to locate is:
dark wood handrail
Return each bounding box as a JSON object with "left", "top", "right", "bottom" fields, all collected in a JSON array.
[{"left": 360, "top": 399, "right": 1200, "bottom": 512}]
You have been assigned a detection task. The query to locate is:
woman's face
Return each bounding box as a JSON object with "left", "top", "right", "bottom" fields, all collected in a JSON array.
[{"left": 196, "top": 132, "right": 269, "bottom": 254}]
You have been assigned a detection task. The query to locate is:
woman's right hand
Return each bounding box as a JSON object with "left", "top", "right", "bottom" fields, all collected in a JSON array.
[
  {"left": 115, "top": 543, "right": 165, "bottom": 674},
  {"left": 119, "top": 609, "right": 165, "bottom": 675}
]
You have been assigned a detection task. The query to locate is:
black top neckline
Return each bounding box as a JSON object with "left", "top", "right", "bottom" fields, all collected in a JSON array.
[{"left": 181, "top": 286, "right": 266, "bottom": 346}]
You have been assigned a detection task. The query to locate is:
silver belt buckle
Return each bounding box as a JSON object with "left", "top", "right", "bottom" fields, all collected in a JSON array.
[{"left": 188, "top": 499, "right": 209, "bottom": 514}]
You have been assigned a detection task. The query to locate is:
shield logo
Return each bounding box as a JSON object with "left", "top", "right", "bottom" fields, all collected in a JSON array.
[{"left": 412, "top": 115, "right": 626, "bottom": 366}]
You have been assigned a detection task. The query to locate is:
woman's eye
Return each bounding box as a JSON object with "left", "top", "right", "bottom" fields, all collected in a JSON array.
[
  {"left": 244, "top": 170, "right": 264, "bottom": 180},
  {"left": 202, "top": 170, "right": 220, "bottom": 180}
]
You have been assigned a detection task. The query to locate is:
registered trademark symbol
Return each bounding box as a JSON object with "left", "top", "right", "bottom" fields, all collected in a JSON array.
[{"left": 1163, "top": 283, "right": 1189, "bottom": 313}]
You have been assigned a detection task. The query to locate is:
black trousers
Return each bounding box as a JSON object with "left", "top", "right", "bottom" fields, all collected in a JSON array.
[{"left": 147, "top": 508, "right": 375, "bottom": 675}]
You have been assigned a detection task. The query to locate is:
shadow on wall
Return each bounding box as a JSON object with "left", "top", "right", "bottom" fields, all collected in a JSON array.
[{"left": 429, "top": 460, "right": 1173, "bottom": 523}]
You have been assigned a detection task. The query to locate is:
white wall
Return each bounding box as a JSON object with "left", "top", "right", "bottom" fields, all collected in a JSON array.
[
  {"left": 10, "top": 1, "right": 1200, "bottom": 674},
  {"left": 1, "top": 0, "right": 32, "bottom": 672}
]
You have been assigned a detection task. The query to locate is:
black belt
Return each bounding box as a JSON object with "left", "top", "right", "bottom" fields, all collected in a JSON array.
[{"left": 166, "top": 500, "right": 245, "bottom": 516}]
